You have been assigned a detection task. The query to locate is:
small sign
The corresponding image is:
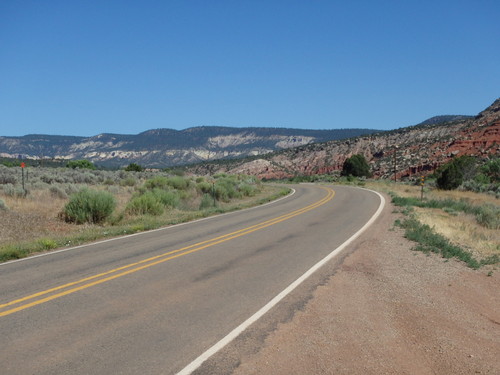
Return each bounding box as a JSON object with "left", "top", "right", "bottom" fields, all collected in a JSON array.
[{"left": 20, "top": 162, "right": 26, "bottom": 168}]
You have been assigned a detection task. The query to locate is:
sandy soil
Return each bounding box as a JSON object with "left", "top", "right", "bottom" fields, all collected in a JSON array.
[{"left": 196, "top": 193, "right": 500, "bottom": 374}]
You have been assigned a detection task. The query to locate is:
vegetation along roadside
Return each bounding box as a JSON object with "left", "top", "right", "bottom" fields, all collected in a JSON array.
[{"left": 0, "top": 165, "right": 290, "bottom": 262}]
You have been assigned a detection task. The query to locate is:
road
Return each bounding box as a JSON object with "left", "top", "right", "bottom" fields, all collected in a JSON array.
[{"left": 0, "top": 184, "right": 382, "bottom": 374}]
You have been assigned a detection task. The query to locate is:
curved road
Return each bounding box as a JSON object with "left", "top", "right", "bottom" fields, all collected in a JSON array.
[{"left": 0, "top": 184, "right": 382, "bottom": 374}]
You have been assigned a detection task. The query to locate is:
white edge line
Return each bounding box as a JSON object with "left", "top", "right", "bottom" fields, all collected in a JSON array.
[
  {"left": 0, "top": 188, "right": 296, "bottom": 266},
  {"left": 176, "top": 187, "right": 386, "bottom": 375}
]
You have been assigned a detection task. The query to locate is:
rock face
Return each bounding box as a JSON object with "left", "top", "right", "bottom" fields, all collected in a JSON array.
[
  {"left": 0, "top": 127, "right": 379, "bottom": 168},
  {"left": 188, "top": 99, "right": 500, "bottom": 180}
]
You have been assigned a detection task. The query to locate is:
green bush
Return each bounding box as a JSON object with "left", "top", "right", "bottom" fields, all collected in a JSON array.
[
  {"left": 144, "top": 176, "right": 170, "bottom": 190},
  {"left": 475, "top": 204, "right": 500, "bottom": 230},
  {"left": 341, "top": 154, "right": 371, "bottom": 177},
  {"left": 196, "top": 181, "right": 212, "bottom": 194},
  {"left": 120, "top": 177, "right": 137, "bottom": 187},
  {"left": 436, "top": 156, "right": 477, "bottom": 190},
  {"left": 151, "top": 188, "right": 180, "bottom": 208},
  {"left": 481, "top": 158, "right": 499, "bottom": 182},
  {"left": 49, "top": 185, "right": 68, "bottom": 199},
  {"left": 66, "top": 159, "right": 96, "bottom": 170},
  {"left": 239, "top": 183, "right": 256, "bottom": 196},
  {"left": 3, "top": 184, "right": 26, "bottom": 197},
  {"left": 199, "top": 193, "right": 215, "bottom": 210},
  {"left": 166, "top": 176, "right": 190, "bottom": 190},
  {"left": 126, "top": 192, "right": 164, "bottom": 216},
  {"left": 215, "top": 178, "right": 241, "bottom": 202},
  {"left": 436, "top": 162, "right": 463, "bottom": 190},
  {"left": 0, "top": 198, "right": 8, "bottom": 211},
  {"left": 124, "top": 163, "right": 144, "bottom": 172},
  {"left": 62, "top": 188, "right": 116, "bottom": 224}
]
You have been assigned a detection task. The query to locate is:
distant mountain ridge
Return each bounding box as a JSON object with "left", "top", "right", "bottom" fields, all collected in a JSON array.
[
  {"left": 185, "top": 99, "right": 500, "bottom": 180},
  {"left": 0, "top": 126, "right": 380, "bottom": 167},
  {"left": 417, "top": 115, "right": 473, "bottom": 126}
]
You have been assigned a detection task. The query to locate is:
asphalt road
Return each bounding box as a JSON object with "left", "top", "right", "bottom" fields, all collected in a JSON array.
[{"left": 0, "top": 184, "right": 382, "bottom": 375}]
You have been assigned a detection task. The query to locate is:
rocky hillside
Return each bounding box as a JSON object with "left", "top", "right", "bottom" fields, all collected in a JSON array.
[
  {"left": 0, "top": 127, "right": 378, "bottom": 168},
  {"left": 187, "top": 99, "right": 500, "bottom": 180}
]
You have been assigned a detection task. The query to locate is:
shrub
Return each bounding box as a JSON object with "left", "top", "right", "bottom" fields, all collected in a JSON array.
[
  {"left": 199, "top": 193, "right": 215, "bottom": 210},
  {"left": 49, "top": 185, "right": 68, "bottom": 199},
  {"left": 481, "top": 158, "right": 499, "bottom": 182},
  {"left": 0, "top": 198, "right": 8, "bottom": 210},
  {"left": 120, "top": 177, "right": 136, "bottom": 187},
  {"left": 67, "top": 160, "right": 96, "bottom": 170},
  {"left": 166, "top": 176, "right": 190, "bottom": 190},
  {"left": 124, "top": 163, "right": 144, "bottom": 172},
  {"left": 436, "top": 162, "right": 462, "bottom": 190},
  {"left": 62, "top": 188, "right": 116, "bottom": 224},
  {"left": 475, "top": 204, "right": 500, "bottom": 230},
  {"left": 64, "top": 184, "right": 80, "bottom": 195},
  {"left": 341, "top": 154, "right": 371, "bottom": 177},
  {"left": 0, "top": 169, "right": 17, "bottom": 184},
  {"left": 215, "top": 178, "right": 241, "bottom": 202},
  {"left": 239, "top": 183, "right": 256, "bottom": 196},
  {"left": 196, "top": 181, "right": 212, "bottom": 194},
  {"left": 151, "top": 188, "right": 180, "bottom": 208},
  {"left": 144, "top": 176, "right": 170, "bottom": 190},
  {"left": 437, "top": 156, "right": 477, "bottom": 190},
  {"left": 3, "top": 184, "right": 26, "bottom": 197},
  {"left": 126, "top": 192, "right": 164, "bottom": 216}
]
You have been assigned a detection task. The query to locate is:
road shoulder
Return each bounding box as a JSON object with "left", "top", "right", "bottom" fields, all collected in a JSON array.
[{"left": 195, "top": 192, "right": 500, "bottom": 375}]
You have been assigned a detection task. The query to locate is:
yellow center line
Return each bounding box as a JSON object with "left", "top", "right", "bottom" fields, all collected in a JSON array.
[
  {"left": 0, "top": 187, "right": 332, "bottom": 310},
  {"left": 0, "top": 187, "right": 335, "bottom": 318}
]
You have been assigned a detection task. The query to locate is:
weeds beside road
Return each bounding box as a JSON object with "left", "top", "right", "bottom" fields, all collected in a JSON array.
[
  {"left": 365, "top": 181, "right": 499, "bottom": 272},
  {"left": 0, "top": 167, "right": 290, "bottom": 262}
]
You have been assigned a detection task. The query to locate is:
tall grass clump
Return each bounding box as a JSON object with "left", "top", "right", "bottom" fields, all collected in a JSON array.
[
  {"left": 62, "top": 188, "right": 116, "bottom": 224},
  {"left": 126, "top": 192, "right": 164, "bottom": 216},
  {"left": 151, "top": 188, "right": 180, "bottom": 208}
]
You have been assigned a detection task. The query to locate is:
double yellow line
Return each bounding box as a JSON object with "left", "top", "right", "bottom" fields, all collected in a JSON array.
[{"left": 0, "top": 187, "right": 335, "bottom": 318}]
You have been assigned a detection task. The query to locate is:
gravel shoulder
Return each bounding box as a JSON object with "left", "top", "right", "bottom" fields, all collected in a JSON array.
[{"left": 195, "top": 192, "right": 500, "bottom": 374}]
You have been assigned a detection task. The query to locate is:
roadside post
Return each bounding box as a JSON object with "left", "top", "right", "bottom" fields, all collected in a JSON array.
[
  {"left": 420, "top": 175, "right": 425, "bottom": 201},
  {"left": 21, "top": 162, "right": 26, "bottom": 195},
  {"left": 212, "top": 182, "right": 216, "bottom": 207}
]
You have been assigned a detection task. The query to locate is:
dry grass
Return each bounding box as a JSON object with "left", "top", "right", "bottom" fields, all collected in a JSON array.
[
  {"left": 1, "top": 186, "right": 137, "bottom": 244},
  {"left": 0, "top": 183, "right": 288, "bottom": 261},
  {"left": 367, "top": 180, "right": 499, "bottom": 264},
  {"left": 414, "top": 207, "right": 499, "bottom": 259}
]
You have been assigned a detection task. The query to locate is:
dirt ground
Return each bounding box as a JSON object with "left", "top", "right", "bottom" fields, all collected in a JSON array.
[{"left": 196, "top": 193, "right": 500, "bottom": 374}]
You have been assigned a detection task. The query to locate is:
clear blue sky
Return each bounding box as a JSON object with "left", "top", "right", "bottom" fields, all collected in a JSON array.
[{"left": 1, "top": 0, "right": 499, "bottom": 136}]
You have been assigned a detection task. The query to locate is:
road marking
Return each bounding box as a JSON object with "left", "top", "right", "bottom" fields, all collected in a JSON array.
[
  {"left": 0, "top": 187, "right": 334, "bottom": 318},
  {"left": 176, "top": 187, "right": 385, "bottom": 375}
]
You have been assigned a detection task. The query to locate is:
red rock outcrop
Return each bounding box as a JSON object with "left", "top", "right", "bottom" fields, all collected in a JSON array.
[{"left": 189, "top": 98, "right": 500, "bottom": 180}]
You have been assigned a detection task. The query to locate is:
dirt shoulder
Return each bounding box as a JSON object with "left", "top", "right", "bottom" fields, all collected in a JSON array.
[{"left": 195, "top": 193, "right": 500, "bottom": 374}]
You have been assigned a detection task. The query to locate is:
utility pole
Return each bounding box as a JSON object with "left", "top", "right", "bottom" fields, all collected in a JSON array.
[{"left": 393, "top": 146, "right": 398, "bottom": 182}]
